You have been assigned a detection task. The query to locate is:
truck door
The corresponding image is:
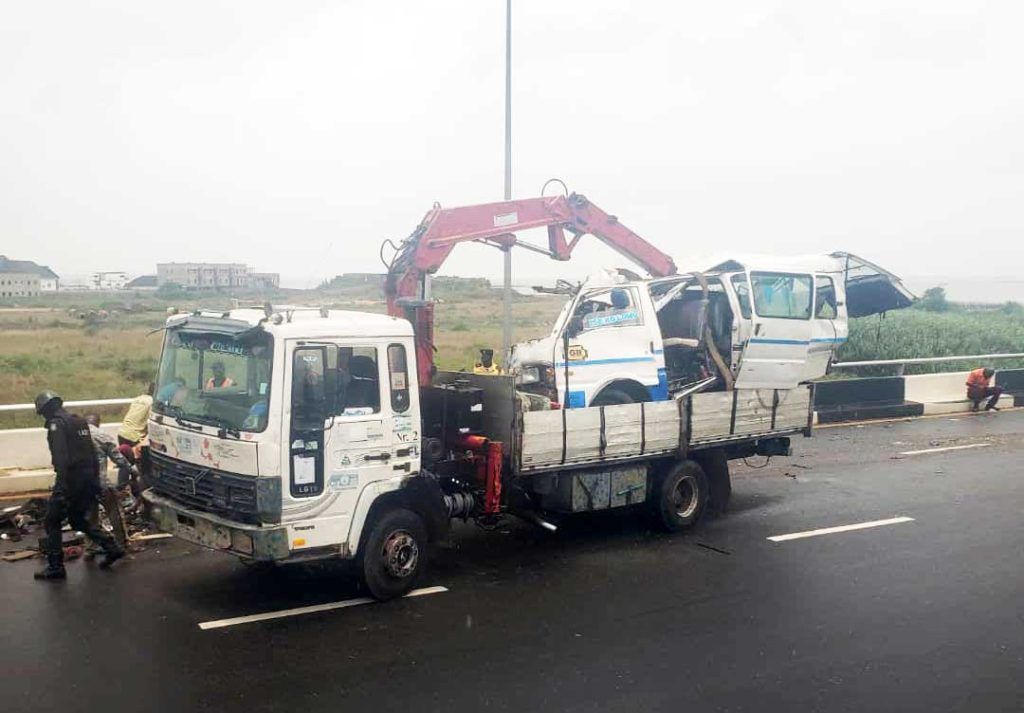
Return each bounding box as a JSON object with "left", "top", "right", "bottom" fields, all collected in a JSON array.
[
  {"left": 733, "top": 271, "right": 814, "bottom": 389},
  {"left": 556, "top": 285, "right": 664, "bottom": 407},
  {"left": 284, "top": 341, "right": 417, "bottom": 550}
]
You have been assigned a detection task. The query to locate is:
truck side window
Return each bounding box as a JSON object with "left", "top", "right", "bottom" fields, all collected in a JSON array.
[
  {"left": 815, "top": 276, "right": 838, "bottom": 319},
  {"left": 730, "top": 274, "right": 752, "bottom": 319},
  {"left": 291, "top": 347, "right": 327, "bottom": 429},
  {"left": 387, "top": 344, "right": 410, "bottom": 413},
  {"left": 750, "top": 272, "right": 813, "bottom": 320},
  {"left": 330, "top": 346, "right": 380, "bottom": 416}
]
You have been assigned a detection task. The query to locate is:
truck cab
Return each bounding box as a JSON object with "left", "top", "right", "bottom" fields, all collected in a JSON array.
[
  {"left": 144, "top": 308, "right": 432, "bottom": 598},
  {"left": 509, "top": 253, "right": 913, "bottom": 406}
]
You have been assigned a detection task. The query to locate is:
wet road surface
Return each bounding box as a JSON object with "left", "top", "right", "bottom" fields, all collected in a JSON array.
[{"left": 2, "top": 411, "right": 1022, "bottom": 712}]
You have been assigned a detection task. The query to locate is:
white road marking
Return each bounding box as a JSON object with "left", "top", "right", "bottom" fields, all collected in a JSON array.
[
  {"left": 768, "top": 516, "right": 914, "bottom": 543},
  {"left": 198, "top": 585, "right": 449, "bottom": 630},
  {"left": 899, "top": 443, "right": 991, "bottom": 456}
]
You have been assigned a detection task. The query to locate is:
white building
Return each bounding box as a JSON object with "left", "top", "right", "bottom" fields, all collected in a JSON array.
[
  {"left": 0, "top": 255, "right": 59, "bottom": 296},
  {"left": 156, "top": 262, "right": 280, "bottom": 290},
  {"left": 93, "top": 271, "right": 130, "bottom": 290}
]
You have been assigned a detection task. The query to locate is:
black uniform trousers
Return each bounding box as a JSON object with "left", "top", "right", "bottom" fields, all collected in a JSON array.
[{"left": 44, "top": 481, "right": 119, "bottom": 567}]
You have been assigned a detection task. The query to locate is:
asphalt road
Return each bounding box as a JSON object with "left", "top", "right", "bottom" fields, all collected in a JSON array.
[{"left": 2, "top": 411, "right": 1022, "bottom": 712}]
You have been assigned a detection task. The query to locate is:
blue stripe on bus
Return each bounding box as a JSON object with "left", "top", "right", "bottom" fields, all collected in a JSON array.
[
  {"left": 748, "top": 337, "right": 848, "bottom": 345},
  {"left": 555, "top": 356, "right": 658, "bottom": 368},
  {"left": 748, "top": 338, "right": 810, "bottom": 345}
]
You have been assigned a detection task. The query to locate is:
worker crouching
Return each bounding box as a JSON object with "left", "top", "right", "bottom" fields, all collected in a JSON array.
[{"left": 966, "top": 367, "right": 1003, "bottom": 412}]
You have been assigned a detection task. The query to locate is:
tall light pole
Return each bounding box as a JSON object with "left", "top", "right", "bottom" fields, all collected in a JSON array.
[{"left": 501, "top": 0, "right": 513, "bottom": 361}]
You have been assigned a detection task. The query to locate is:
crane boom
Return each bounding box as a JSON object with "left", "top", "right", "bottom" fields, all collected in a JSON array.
[{"left": 383, "top": 192, "right": 677, "bottom": 384}]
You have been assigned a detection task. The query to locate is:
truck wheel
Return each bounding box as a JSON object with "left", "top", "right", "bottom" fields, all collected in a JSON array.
[
  {"left": 591, "top": 387, "right": 636, "bottom": 406},
  {"left": 651, "top": 460, "right": 708, "bottom": 532},
  {"left": 358, "top": 508, "right": 428, "bottom": 601}
]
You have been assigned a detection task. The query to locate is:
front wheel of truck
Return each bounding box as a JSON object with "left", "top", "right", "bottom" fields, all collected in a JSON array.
[{"left": 358, "top": 508, "right": 429, "bottom": 601}]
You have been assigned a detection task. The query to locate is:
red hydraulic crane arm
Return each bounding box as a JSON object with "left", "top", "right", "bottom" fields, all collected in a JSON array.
[
  {"left": 385, "top": 193, "right": 676, "bottom": 305},
  {"left": 382, "top": 192, "right": 677, "bottom": 385}
]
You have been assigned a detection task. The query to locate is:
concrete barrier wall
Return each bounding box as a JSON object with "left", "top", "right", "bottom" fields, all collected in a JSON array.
[
  {"left": 903, "top": 371, "right": 969, "bottom": 404},
  {"left": 815, "top": 377, "right": 906, "bottom": 408},
  {"left": 0, "top": 423, "right": 120, "bottom": 471},
  {"left": 1, "top": 370, "right": 1021, "bottom": 478},
  {"left": 996, "top": 368, "right": 1024, "bottom": 392}
]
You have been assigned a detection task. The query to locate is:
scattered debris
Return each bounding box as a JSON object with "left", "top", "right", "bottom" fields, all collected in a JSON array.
[
  {"left": 130, "top": 533, "right": 173, "bottom": 542},
  {"left": 2, "top": 550, "right": 38, "bottom": 562},
  {"left": 695, "top": 542, "right": 732, "bottom": 555}
]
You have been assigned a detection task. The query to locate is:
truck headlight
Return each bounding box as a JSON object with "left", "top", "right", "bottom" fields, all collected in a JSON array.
[{"left": 518, "top": 366, "right": 541, "bottom": 385}]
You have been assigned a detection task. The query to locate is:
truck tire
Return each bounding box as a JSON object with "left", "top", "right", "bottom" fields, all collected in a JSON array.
[
  {"left": 650, "top": 460, "right": 708, "bottom": 533},
  {"left": 591, "top": 387, "right": 636, "bottom": 406},
  {"left": 358, "top": 508, "right": 428, "bottom": 601}
]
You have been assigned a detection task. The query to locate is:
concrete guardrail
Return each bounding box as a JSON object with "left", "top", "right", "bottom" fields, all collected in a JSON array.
[{"left": 2, "top": 366, "right": 1022, "bottom": 494}]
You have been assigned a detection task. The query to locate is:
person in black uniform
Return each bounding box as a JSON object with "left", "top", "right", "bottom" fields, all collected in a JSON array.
[{"left": 34, "top": 391, "right": 125, "bottom": 580}]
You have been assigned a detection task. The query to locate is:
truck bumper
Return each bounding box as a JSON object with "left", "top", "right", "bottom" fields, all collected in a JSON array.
[{"left": 143, "top": 490, "right": 290, "bottom": 561}]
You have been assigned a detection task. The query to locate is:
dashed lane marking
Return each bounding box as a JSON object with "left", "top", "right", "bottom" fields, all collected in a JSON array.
[
  {"left": 198, "top": 586, "right": 449, "bottom": 630},
  {"left": 899, "top": 443, "right": 991, "bottom": 456},
  {"left": 768, "top": 516, "right": 915, "bottom": 543}
]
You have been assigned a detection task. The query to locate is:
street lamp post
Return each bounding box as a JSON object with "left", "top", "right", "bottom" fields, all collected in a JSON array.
[{"left": 501, "top": 0, "right": 513, "bottom": 361}]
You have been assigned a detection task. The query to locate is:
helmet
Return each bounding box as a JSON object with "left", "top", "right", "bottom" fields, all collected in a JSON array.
[{"left": 34, "top": 391, "right": 63, "bottom": 415}]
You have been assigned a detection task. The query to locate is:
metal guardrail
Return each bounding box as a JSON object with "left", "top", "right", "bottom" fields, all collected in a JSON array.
[
  {"left": 0, "top": 397, "right": 133, "bottom": 414},
  {"left": 832, "top": 353, "right": 1024, "bottom": 375}
]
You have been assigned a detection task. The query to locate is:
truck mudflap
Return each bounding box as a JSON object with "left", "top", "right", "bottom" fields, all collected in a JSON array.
[{"left": 143, "top": 490, "right": 290, "bottom": 561}]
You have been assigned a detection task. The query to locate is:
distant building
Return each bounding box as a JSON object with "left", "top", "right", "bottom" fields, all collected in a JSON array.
[
  {"left": 93, "top": 271, "right": 130, "bottom": 290},
  {"left": 36, "top": 266, "right": 60, "bottom": 292},
  {"left": 156, "top": 262, "right": 280, "bottom": 291},
  {"left": 125, "top": 275, "right": 158, "bottom": 290},
  {"left": 0, "top": 255, "right": 59, "bottom": 297}
]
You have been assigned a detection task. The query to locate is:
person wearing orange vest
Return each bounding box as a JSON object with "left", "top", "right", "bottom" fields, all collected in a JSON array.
[
  {"left": 966, "top": 367, "right": 1002, "bottom": 412},
  {"left": 205, "top": 361, "right": 235, "bottom": 390}
]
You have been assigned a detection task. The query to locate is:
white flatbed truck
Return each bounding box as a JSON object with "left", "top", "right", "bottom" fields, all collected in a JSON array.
[{"left": 143, "top": 306, "right": 812, "bottom": 600}]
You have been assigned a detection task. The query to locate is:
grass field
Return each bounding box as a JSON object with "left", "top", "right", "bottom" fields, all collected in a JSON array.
[
  {"left": 2, "top": 287, "right": 1022, "bottom": 427},
  {"left": 838, "top": 309, "right": 1024, "bottom": 375},
  {"left": 0, "top": 288, "right": 563, "bottom": 427}
]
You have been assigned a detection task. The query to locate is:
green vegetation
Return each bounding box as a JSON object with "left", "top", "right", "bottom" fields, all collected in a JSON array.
[
  {"left": 839, "top": 302, "right": 1024, "bottom": 375},
  {"left": 2, "top": 281, "right": 1022, "bottom": 427}
]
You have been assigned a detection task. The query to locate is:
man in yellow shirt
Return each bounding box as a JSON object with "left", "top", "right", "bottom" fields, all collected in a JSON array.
[
  {"left": 118, "top": 383, "right": 153, "bottom": 447},
  {"left": 473, "top": 349, "right": 503, "bottom": 376}
]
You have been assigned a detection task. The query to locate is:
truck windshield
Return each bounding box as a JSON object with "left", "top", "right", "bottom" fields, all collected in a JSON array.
[{"left": 153, "top": 330, "right": 274, "bottom": 433}]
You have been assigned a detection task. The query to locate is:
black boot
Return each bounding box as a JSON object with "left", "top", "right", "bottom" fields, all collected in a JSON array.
[
  {"left": 34, "top": 565, "right": 67, "bottom": 580},
  {"left": 99, "top": 547, "right": 125, "bottom": 569}
]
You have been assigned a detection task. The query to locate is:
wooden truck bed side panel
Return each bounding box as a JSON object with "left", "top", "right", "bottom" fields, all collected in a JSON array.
[
  {"left": 690, "top": 386, "right": 812, "bottom": 443},
  {"left": 519, "top": 400, "right": 683, "bottom": 472},
  {"left": 517, "top": 385, "right": 812, "bottom": 474}
]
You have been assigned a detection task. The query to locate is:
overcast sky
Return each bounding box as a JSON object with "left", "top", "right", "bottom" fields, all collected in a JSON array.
[{"left": 2, "top": 1, "right": 1022, "bottom": 294}]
